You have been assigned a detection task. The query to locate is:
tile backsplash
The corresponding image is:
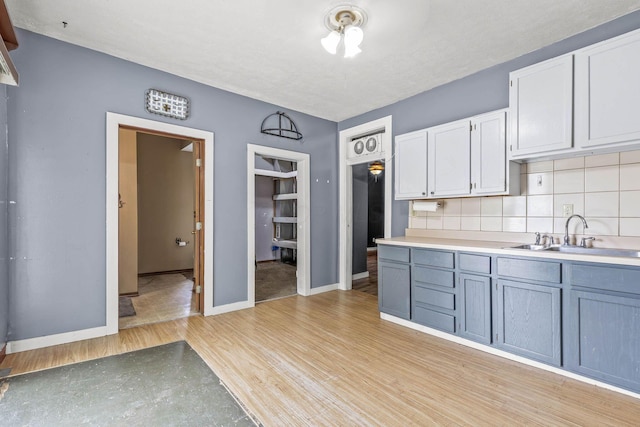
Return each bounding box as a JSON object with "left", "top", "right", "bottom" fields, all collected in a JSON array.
[{"left": 408, "top": 150, "right": 640, "bottom": 240}]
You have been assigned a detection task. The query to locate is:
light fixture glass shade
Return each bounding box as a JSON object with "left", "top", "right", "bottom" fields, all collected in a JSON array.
[
  {"left": 343, "top": 24, "right": 363, "bottom": 58},
  {"left": 321, "top": 30, "right": 341, "bottom": 55}
]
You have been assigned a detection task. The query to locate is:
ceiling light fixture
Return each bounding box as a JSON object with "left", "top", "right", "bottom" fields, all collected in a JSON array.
[
  {"left": 321, "top": 6, "right": 366, "bottom": 58},
  {"left": 368, "top": 160, "right": 384, "bottom": 181}
]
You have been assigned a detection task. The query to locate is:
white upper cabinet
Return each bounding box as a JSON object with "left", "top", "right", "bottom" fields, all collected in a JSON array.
[
  {"left": 427, "top": 119, "right": 471, "bottom": 197},
  {"left": 471, "top": 110, "right": 507, "bottom": 195},
  {"left": 575, "top": 29, "right": 640, "bottom": 149},
  {"left": 394, "top": 130, "right": 427, "bottom": 200},
  {"left": 509, "top": 55, "right": 574, "bottom": 158}
]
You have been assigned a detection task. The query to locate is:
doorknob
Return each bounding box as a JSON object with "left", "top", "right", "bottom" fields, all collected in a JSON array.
[{"left": 191, "top": 231, "right": 197, "bottom": 234}]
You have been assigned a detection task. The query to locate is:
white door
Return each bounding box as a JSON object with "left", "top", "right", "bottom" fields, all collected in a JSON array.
[
  {"left": 394, "top": 130, "right": 427, "bottom": 199},
  {"left": 427, "top": 119, "right": 470, "bottom": 197},
  {"left": 509, "top": 55, "right": 573, "bottom": 158},
  {"left": 471, "top": 110, "right": 507, "bottom": 195},
  {"left": 575, "top": 29, "right": 640, "bottom": 149}
]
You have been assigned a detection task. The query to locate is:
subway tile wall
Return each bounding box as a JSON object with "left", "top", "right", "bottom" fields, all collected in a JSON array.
[{"left": 408, "top": 150, "right": 640, "bottom": 238}]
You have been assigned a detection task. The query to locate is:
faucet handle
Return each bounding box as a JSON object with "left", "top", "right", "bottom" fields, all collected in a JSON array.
[
  {"left": 534, "top": 232, "right": 541, "bottom": 245},
  {"left": 580, "top": 237, "right": 596, "bottom": 248}
]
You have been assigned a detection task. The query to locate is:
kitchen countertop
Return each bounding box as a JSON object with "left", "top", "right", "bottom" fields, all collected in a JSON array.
[{"left": 376, "top": 236, "right": 640, "bottom": 267}]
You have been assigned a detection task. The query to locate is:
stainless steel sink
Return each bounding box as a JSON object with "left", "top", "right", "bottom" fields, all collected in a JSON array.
[
  {"left": 542, "top": 245, "right": 640, "bottom": 257},
  {"left": 509, "top": 244, "right": 548, "bottom": 251},
  {"left": 508, "top": 244, "right": 640, "bottom": 258}
]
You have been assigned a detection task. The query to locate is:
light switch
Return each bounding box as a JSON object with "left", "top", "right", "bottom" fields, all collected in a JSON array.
[{"left": 563, "top": 204, "right": 574, "bottom": 217}]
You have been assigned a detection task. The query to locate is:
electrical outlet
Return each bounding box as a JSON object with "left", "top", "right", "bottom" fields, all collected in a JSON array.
[{"left": 563, "top": 204, "right": 574, "bottom": 217}]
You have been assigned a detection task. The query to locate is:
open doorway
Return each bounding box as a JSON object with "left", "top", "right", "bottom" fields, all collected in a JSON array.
[
  {"left": 254, "top": 157, "right": 298, "bottom": 302},
  {"left": 351, "top": 162, "right": 385, "bottom": 296},
  {"left": 339, "top": 116, "right": 393, "bottom": 291},
  {"left": 117, "top": 129, "right": 204, "bottom": 328},
  {"left": 247, "top": 144, "right": 310, "bottom": 305},
  {"left": 106, "top": 112, "right": 214, "bottom": 335}
]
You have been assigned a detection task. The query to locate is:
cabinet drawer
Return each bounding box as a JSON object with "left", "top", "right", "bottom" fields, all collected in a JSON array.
[
  {"left": 497, "top": 257, "right": 561, "bottom": 284},
  {"left": 414, "top": 286, "right": 455, "bottom": 310},
  {"left": 413, "top": 249, "right": 454, "bottom": 268},
  {"left": 413, "top": 305, "right": 455, "bottom": 333},
  {"left": 459, "top": 253, "right": 491, "bottom": 274},
  {"left": 378, "top": 245, "right": 410, "bottom": 263},
  {"left": 412, "top": 266, "right": 454, "bottom": 288},
  {"left": 569, "top": 263, "right": 640, "bottom": 295}
]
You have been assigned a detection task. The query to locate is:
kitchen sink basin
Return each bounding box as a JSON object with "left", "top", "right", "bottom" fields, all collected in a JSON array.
[
  {"left": 509, "top": 244, "right": 548, "bottom": 250},
  {"left": 542, "top": 245, "right": 640, "bottom": 257},
  {"left": 508, "top": 244, "right": 640, "bottom": 258}
]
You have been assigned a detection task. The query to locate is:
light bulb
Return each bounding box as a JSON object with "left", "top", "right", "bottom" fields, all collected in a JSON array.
[
  {"left": 321, "top": 30, "right": 341, "bottom": 55},
  {"left": 343, "top": 25, "right": 363, "bottom": 58}
]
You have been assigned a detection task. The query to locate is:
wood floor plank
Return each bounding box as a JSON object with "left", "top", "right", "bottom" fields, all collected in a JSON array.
[{"left": 2, "top": 290, "right": 640, "bottom": 425}]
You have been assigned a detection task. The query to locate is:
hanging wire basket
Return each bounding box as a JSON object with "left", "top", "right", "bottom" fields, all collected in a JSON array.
[{"left": 260, "top": 111, "right": 303, "bottom": 140}]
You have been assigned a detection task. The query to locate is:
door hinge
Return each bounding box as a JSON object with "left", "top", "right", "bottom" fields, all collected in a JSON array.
[
  {"left": 195, "top": 158, "right": 202, "bottom": 167},
  {"left": 196, "top": 285, "right": 201, "bottom": 294},
  {"left": 509, "top": 145, "right": 513, "bottom": 152},
  {"left": 470, "top": 182, "right": 473, "bottom": 191},
  {"left": 470, "top": 123, "right": 473, "bottom": 131},
  {"left": 510, "top": 80, "right": 513, "bottom": 87}
]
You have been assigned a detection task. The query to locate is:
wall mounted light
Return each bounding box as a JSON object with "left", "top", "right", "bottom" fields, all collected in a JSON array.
[{"left": 321, "top": 6, "right": 366, "bottom": 58}]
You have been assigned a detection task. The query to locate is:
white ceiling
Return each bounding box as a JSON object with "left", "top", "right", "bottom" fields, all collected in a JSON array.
[{"left": 6, "top": 0, "right": 640, "bottom": 122}]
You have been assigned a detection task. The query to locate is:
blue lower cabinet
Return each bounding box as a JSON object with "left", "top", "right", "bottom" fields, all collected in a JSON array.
[
  {"left": 495, "top": 279, "right": 562, "bottom": 366},
  {"left": 378, "top": 260, "right": 411, "bottom": 319},
  {"left": 567, "top": 290, "right": 640, "bottom": 392},
  {"left": 459, "top": 274, "right": 492, "bottom": 344}
]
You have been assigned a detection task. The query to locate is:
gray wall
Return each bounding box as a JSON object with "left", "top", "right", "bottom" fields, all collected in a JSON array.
[
  {"left": 339, "top": 10, "right": 640, "bottom": 237},
  {"left": 0, "top": 85, "right": 8, "bottom": 348},
  {"left": 7, "top": 29, "right": 338, "bottom": 341}
]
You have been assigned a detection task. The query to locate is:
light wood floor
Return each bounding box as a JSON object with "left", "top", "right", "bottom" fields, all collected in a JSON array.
[
  {"left": 352, "top": 250, "right": 378, "bottom": 296},
  {"left": 3, "top": 291, "right": 640, "bottom": 425},
  {"left": 119, "top": 272, "right": 198, "bottom": 329}
]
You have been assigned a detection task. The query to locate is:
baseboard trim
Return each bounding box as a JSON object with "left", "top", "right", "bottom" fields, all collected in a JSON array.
[
  {"left": 6, "top": 326, "right": 109, "bottom": 354},
  {"left": 0, "top": 343, "right": 6, "bottom": 364},
  {"left": 138, "top": 268, "right": 193, "bottom": 277},
  {"left": 308, "top": 283, "right": 339, "bottom": 295},
  {"left": 207, "top": 300, "right": 254, "bottom": 316},
  {"left": 119, "top": 292, "right": 139, "bottom": 297},
  {"left": 352, "top": 271, "right": 369, "bottom": 281},
  {"left": 380, "top": 313, "right": 640, "bottom": 400}
]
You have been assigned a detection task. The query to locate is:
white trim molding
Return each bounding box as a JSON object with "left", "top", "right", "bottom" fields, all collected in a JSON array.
[
  {"left": 208, "top": 300, "right": 255, "bottom": 316},
  {"left": 7, "top": 326, "right": 108, "bottom": 354},
  {"left": 106, "top": 112, "right": 215, "bottom": 331},
  {"left": 352, "top": 271, "right": 369, "bottom": 280},
  {"left": 339, "top": 116, "right": 393, "bottom": 291},
  {"left": 247, "top": 144, "right": 311, "bottom": 305},
  {"left": 308, "top": 283, "right": 339, "bottom": 295}
]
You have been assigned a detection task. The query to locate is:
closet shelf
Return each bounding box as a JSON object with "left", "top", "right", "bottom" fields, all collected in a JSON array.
[
  {"left": 273, "top": 217, "right": 297, "bottom": 224},
  {"left": 254, "top": 169, "right": 297, "bottom": 179},
  {"left": 272, "top": 239, "right": 297, "bottom": 249},
  {"left": 273, "top": 193, "right": 298, "bottom": 201}
]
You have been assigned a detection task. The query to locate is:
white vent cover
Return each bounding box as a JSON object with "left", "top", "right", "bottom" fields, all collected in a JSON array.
[{"left": 348, "top": 133, "right": 382, "bottom": 159}]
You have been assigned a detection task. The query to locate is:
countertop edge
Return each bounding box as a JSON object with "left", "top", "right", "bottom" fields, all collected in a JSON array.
[{"left": 376, "top": 236, "right": 640, "bottom": 267}]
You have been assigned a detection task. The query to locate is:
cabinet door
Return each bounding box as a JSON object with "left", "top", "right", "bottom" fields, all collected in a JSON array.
[
  {"left": 378, "top": 260, "right": 410, "bottom": 319},
  {"left": 567, "top": 290, "right": 640, "bottom": 392},
  {"left": 575, "top": 30, "right": 640, "bottom": 149},
  {"left": 427, "top": 119, "right": 470, "bottom": 197},
  {"left": 496, "top": 279, "right": 562, "bottom": 366},
  {"left": 394, "top": 130, "right": 427, "bottom": 199},
  {"left": 471, "top": 110, "right": 506, "bottom": 195},
  {"left": 459, "top": 274, "right": 491, "bottom": 344},
  {"left": 509, "top": 55, "right": 573, "bottom": 157}
]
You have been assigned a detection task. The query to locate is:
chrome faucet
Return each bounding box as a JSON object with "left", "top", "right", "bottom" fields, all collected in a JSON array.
[{"left": 564, "top": 214, "right": 589, "bottom": 246}]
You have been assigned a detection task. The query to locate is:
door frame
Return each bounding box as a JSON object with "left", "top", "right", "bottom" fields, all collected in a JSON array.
[
  {"left": 247, "top": 144, "right": 311, "bottom": 303},
  {"left": 339, "top": 116, "right": 393, "bottom": 290},
  {"left": 106, "top": 112, "right": 215, "bottom": 335}
]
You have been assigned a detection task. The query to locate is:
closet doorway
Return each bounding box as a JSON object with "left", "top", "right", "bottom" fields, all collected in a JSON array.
[{"left": 247, "top": 144, "right": 310, "bottom": 305}]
